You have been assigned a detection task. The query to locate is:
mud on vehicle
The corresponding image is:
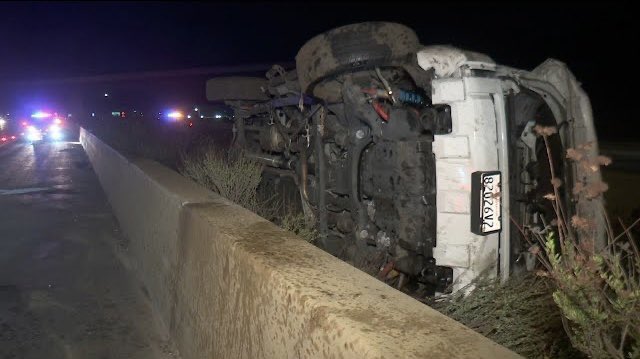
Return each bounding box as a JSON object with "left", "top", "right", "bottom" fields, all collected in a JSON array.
[{"left": 206, "top": 22, "right": 603, "bottom": 295}]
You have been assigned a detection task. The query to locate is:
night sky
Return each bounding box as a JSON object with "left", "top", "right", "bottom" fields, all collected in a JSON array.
[{"left": 0, "top": 1, "right": 637, "bottom": 141}]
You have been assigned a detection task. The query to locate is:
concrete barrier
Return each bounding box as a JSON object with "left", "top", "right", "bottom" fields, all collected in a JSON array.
[{"left": 80, "top": 128, "right": 521, "bottom": 359}]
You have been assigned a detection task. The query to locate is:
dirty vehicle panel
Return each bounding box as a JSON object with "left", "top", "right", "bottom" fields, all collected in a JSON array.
[{"left": 206, "top": 22, "right": 602, "bottom": 294}]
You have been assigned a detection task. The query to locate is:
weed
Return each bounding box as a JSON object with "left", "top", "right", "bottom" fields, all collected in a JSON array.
[
  {"left": 521, "top": 126, "right": 640, "bottom": 359},
  {"left": 280, "top": 211, "right": 318, "bottom": 243},
  {"left": 180, "top": 143, "right": 263, "bottom": 213}
]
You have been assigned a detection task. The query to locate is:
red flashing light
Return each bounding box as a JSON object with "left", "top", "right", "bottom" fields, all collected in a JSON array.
[
  {"left": 1, "top": 137, "right": 6, "bottom": 142},
  {"left": 188, "top": 121, "right": 193, "bottom": 127}
]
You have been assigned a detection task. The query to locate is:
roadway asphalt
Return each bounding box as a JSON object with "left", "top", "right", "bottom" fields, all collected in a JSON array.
[{"left": 0, "top": 138, "right": 177, "bottom": 358}]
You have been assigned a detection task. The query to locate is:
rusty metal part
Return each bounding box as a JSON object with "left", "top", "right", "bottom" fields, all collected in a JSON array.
[
  {"left": 378, "top": 261, "right": 395, "bottom": 280},
  {"left": 372, "top": 101, "right": 389, "bottom": 121}
]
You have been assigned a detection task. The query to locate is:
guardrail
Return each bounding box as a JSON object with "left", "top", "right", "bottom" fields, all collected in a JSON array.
[{"left": 80, "top": 127, "right": 520, "bottom": 359}]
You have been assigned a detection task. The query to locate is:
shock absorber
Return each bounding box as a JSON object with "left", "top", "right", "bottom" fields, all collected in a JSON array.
[{"left": 397, "top": 90, "right": 425, "bottom": 106}]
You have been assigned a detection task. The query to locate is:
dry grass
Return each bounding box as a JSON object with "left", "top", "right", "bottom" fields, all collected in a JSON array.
[
  {"left": 433, "top": 274, "right": 582, "bottom": 358},
  {"left": 179, "top": 142, "right": 309, "bottom": 238},
  {"left": 180, "top": 143, "right": 264, "bottom": 213}
]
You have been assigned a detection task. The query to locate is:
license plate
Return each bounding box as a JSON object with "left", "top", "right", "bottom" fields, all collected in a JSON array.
[{"left": 470, "top": 171, "right": 501, "bottom": 235}]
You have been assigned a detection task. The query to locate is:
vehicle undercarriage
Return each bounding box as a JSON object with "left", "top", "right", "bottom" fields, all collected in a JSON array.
[{"left": 206, "top": 22, "right": 602, "bottom": 296}]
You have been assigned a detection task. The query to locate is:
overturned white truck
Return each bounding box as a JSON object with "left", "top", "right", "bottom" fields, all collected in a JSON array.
[{"left": 206, "top": 22, "right": 603, "bottom": 294}]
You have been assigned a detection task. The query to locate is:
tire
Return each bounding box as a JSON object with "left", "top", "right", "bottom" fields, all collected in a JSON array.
[{"left": 295, "top": 22, "right": 420, "bottom": 93}]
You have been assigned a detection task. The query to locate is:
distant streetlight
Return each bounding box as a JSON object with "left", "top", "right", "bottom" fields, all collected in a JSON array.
[
  {"left": 104, "top": 93, "right": 109, "bottom": 97},
  {"left": 194, "top": 107, "right": 199, "bottom": 112}
]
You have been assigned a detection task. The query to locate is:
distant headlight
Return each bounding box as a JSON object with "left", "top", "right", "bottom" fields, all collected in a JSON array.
[
  {"left": 27, "top": 132, "right": 42, "bottom": 142},
  {"left": 50, "top": 131, "right": 63, "bottom": 140},
  {"left": 49, "top": 124, "right": 63, "bottom": 140},
  {"left": 167, "top": 111, "right": 184, "bottom": 120},
  {"left": 26, "top": 125, "right": 43, "bottom": 141}
]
